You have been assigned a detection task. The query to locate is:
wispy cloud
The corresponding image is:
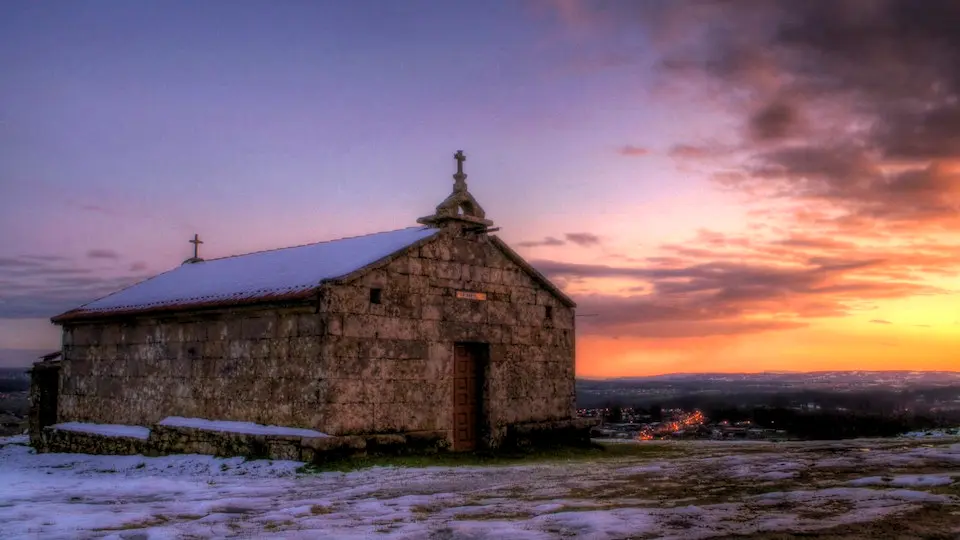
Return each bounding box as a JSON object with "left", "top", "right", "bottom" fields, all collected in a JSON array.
[
  {"left": 517, "top": 236, "right": 566, "bottom": 248},
  {"left": 0, "top": 255, "right": 152, "bottom": 319},
  {"left": 870, "top": 319, "right": 892, "bottom": 325},
  {"left": 518, "top": 232, "right": 603, "bottom": 248},
  {"left": 617, "top": 145, "right": 649, "bottom": 157},
  {"left": 86, "top": 249, "right": 120, "bottom": 260},
  {"left": 530, "top": 225, "right": 957, "bottom": 339},
  {"left": 564, "top": 232, "right": 602, "bottom": 247}
]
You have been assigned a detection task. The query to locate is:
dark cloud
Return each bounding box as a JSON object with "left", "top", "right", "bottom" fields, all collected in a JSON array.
[
  {"left": 86, "top": 249, "right": 120, "bottom": 260},
  {"left": 0, "top": 256, "right": 154, "bottom": 319},
  {"left": 617, "top": 145, "right": 649, "bottom": 157},
  {"left": 552, "top": 2, "right": 959, "bottom": 342},
  {"left": 748, "top": 99, "right": 800, "bottom": 141},
  {"left": 0, "top": 257, "right": 44, "bottom": 268},
  {"left": 673, "top": 0, "right": 960, "bottom": 230},
  {"left": 568, "top": 293, "right": 808, "bottom": 339},
  {"left": 0, "top": 266, "right": 92, "bottom": 277},
  {"left": 517, "top": 233, "right": 603, "bottom": 248},
  {"left": 775, "top": 236, "right": 858, "bottom": 251},
  {"left": 870, "top": 319, "right": 893, "bottom": 325},
  {"left": 20, "top": 255, "right": 68, "bottom": 262},
  {"left": 552, "top": 0, "right": 960, "bottom": 233},
  {"left": 530, "top": 231, "right": 955, "bottom": 339},
  {"left": 0, "top": 276, "right": 145, "bottom": 319},
  {"left": 668, "top": 144, "right": 722, "bottom": 160},
  {"left": 517, "top": 236, "right": 566, "bottom": 248},
  {"left": 564, "top": 232, "right": 602, "bottom": 247},
  {"left": 78, "top": 204, "right": 113, "bottom": 215},
  {"left": 129, "top": 262, "right": 149, "bottom": 272}
]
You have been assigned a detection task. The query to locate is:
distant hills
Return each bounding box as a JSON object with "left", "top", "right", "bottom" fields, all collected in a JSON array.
[
  {"left": 582, "top": 371, "right": 960, "bottom": 386},
  {"left": 576, "top": 371, "right": 960, "bottom": 409}
]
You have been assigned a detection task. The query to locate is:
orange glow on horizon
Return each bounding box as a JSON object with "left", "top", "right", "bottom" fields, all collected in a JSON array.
[{"left": 576, "top": 321, "right": 960, "bottom": 377}]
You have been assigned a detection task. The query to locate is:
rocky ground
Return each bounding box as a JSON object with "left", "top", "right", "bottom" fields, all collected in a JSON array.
[{"left": 0, "top": 435, "right": 957, "bottom": 539}]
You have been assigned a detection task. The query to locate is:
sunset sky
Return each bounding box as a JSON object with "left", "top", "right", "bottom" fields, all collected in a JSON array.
[{"left": 2, "top": 1, "right": 959, "bottom": 375}]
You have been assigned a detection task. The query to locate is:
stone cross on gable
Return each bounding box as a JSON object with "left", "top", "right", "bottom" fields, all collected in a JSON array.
[
  {"left": 415, "top": 148, "right": 494, "bottom": 229},
  {"left": 189, "top": 233, "right": 203, "bottom": 260},
  {"left": 453, "top": 150, "right": 467, "bottom": 192}
]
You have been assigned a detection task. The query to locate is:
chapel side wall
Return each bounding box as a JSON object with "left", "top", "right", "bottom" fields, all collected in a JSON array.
[
  {"left": 320, "top": 230, "right": 576, "bottom": 442},
  {"left": 57, "top": 306, "right": 327, "bottom": 428}
]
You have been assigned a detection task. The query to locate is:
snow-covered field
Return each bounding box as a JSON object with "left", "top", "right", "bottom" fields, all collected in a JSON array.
[{"left": 1, "top": 435, "right": 958, "bottom": 539}]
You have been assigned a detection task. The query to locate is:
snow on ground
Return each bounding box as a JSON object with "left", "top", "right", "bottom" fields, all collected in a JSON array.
[
  {"left": 157, "top": 417, "right": 329, "bottom": 438},
  {"left": 0, "top": 436, "right": 957, "bottom": 539},
  {"left": 848, "top": 473, "right": 957, "bottom": 487}
]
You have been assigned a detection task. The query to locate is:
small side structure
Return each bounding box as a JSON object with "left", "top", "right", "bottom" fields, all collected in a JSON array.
[
  {"left": 31, "top": 151, "right": 595, "bottom": 460},
  {"left": 28, "top": 351, "right": 61, "bottom": 446}
]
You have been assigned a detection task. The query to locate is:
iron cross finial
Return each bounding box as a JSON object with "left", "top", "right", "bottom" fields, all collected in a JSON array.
[
  {"left": 454, "top": 150, "right": 466, "bottom": 176},
  {"left": 189, "top": 233, "right": 203, "bottom": 259}
]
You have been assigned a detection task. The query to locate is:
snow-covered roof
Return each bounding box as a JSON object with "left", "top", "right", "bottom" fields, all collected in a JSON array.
[{"left": 53, "top": 226, "right": 440, "bottom": 321}]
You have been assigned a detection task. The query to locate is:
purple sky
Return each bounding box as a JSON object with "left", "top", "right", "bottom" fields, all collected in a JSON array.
[
  {"left": 6, "top": 1, "right": 956, "bottom": 375},
  {"left": 1, "top": 1, "right": 722, "bottom": 352}
]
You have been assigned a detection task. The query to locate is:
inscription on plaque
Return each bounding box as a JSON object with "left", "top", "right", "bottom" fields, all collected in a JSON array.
[{"left": 456, "top": 291, "right": 487, "bottom": 301}]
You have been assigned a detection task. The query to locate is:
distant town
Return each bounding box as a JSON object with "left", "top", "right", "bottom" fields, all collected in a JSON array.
[
  {"left": 581, "top": 407, "right": 793, "bottom": 441},
  {"left": 576, "top": 372, "right": 960, "bottom": 442}
]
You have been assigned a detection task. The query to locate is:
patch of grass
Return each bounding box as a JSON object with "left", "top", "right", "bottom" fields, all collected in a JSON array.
[
  {"left": 310, "top": 504, "right": 334, "bottom": 515},
  {"left": 793, "top": 500, "right": 856, "bottom": 520},
  {"left": 410, "top": 503, "right": 442, "bottom": 519},
  {"left": 662, "top": 516, "right": 696, "bottom": 529},
  {"left": 93, "top": 515, "right": 171, "bottom": 531},
  {"left": 300, "top": 442, "right": 688, "bottom": 473},
  {"left": 263, "top": 520, "right": 295, "bottom": 531},
  {"left": 563, "top": 471, "right": 799, "bottom": 507},
  {"left": 451, "top": 510, "right": 533, "bottom": 521},
  {"left": 730, "top": 504, "right": 960, "bottom": 539},
  {"left": 927, "top": 482, "right": 960, "bottom": 497}
]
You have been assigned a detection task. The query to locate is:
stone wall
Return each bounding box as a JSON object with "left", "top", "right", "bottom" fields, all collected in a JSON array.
[
  {"left": 58, "top": 305, "right": 327, "bottom": 429},
  {"left": 56, "top": 228, "right": 576, "bottom": 448},
  {"left": 323, "top": 228, "right": 576, "bottom": 446}
]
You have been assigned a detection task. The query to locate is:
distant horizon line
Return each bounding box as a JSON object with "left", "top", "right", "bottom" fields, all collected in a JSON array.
[{"left": 576, "top": 369, "right": 960, "bottom": 380}]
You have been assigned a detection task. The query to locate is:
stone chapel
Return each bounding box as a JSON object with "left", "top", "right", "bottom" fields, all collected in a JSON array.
[{"left": 30, "top": 151, "right": 591, "bottom": 459}]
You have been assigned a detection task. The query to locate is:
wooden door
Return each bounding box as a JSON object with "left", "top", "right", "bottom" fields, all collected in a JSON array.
[{"left": 453, "top": 343, "right": 480, "bottom": 451}]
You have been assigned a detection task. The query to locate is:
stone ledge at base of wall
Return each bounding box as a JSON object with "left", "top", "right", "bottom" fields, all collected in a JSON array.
[
  {"left": 150, "top": 425, "right": 306, "bottom": 461},
  {"left": 39, "top": 427, "right": 150, "bottom": 456},
  {"left": 502, "top": 418, "right": 599, "bottom": 449},
  {"left": 36, "top": 425, "right": 452, "bottom": 463},
  {"left": 36, "top": 420, "right": 593, "bottom": 462}
]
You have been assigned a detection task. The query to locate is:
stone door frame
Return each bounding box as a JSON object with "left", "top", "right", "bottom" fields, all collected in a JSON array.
[{"left": 452, "top": 341, "right": 488, "bottom": 451}]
